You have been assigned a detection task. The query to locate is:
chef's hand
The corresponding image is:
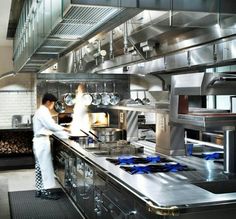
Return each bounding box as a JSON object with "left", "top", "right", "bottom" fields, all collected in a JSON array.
[{"left": 63, "top": 127, "right": 71, "bottom": 133}]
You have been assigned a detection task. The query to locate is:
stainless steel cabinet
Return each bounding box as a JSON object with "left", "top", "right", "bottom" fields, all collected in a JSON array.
[{"left": 53, "top": 137, "right": 165, "bottom": 219}]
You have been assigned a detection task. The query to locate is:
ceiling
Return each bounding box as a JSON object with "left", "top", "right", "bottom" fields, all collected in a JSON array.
[{"left": 0, "top": 0, "right": 13, "bottom": 46}]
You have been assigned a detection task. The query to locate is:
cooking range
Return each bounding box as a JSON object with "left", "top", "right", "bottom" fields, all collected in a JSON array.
[{"left": 106, "top": 156, "right": 194, "bottom": 174}]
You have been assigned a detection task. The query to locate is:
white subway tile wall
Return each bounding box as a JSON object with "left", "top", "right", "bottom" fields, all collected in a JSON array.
[{"left": 0, "top": 92, "right": 36, "bottom": 127}]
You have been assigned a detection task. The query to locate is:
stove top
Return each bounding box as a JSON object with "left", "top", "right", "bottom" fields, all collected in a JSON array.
[
  {"left": 106, "top": 156, "right": 194, "bottom": 174},
  {"left": 120, "top": 163, "right": 191, "bottom": 174},
  {"left": 106, "top": 156, "right": 171, "bottom": 165}
]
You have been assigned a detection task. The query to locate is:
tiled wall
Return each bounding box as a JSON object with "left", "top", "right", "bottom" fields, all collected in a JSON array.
[{"left": 0, "top": 73, "right": 36, "bottom": 127}]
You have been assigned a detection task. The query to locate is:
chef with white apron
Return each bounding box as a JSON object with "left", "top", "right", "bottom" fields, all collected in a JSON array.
[{"left": 32, "top": 93, "right": 69, "bottom": 200}]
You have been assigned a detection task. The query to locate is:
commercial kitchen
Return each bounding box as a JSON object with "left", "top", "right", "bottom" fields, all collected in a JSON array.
[{"left": 2, "top": 0, "right": 236, "bottom": 218}]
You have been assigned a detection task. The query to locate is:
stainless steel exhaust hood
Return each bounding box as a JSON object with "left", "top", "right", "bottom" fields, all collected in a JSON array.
[
  {"left": 13, "top": 0, "right": 236, "bottom": 74},
  {"left": 13, "top": 0, "right": 141, "bottom": 73},
  {"left": 80, "top": 3, "right": 236, "bottom": 74}
]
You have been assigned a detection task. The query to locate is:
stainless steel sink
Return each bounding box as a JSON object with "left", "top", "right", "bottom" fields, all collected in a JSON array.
[
  {"left": 84, "top": 143, "right": 144, "bottom": 157},
  {"left": 92, "top": 151, "right": 110, "bottom": 156},
  {"left": 193, "top": 180, "right": 236, "bottom": 194},
  {"left": 84, "top": 147, "right": 100, "bottom": 151},
  {"left": 84, "top": 147, "right": 110, "bottom": 156}
]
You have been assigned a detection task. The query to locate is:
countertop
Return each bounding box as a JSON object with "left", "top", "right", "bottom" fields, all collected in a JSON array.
[
  {"left": 53, "top": 134, "right": 236, "bottom": 215},
  {"left": 0, "top": 126, "right": 32, "bottom": 131}
]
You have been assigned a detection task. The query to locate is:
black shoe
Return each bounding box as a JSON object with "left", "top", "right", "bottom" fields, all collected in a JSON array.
[
  {"left": 40, "top": 191, "right": 60, "bottom": 200},
  {"left": 35, "top": 190, "right": 41, "bottom": 198}
]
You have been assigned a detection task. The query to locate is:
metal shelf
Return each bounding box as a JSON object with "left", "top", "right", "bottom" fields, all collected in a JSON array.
[{"left": 97, "top": 104, "right": 169, "bottom": 113}]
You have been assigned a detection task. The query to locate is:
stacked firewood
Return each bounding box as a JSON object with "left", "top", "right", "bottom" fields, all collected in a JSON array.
[{"left": 0, "top": 131, "right": 33, "bottom": 155}]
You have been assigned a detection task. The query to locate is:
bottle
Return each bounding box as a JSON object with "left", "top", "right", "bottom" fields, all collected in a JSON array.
[{"left": 88, "top": 137, "right": 95, "bottom": 147}]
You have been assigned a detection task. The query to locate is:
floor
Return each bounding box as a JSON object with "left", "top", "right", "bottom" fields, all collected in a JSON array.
[{"left": 0, "top": 168, "right": 63, "bottom": 219}]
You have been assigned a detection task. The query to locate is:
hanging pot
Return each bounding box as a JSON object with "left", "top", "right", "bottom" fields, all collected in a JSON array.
[
  {"left": 82, "top": 84, "right": 93, "bottom": 106},
  {"left": 92, "top": 83, "right": 102, "bottom": 106},
  {"left": 109, "top": 83, "right": 120, "bottom": 105},
  {"left": 101, "top": 82, "right": 111, "bottom": 105},
  {"left": 54, "top": 101, "right": 66, "bottom": 113}
]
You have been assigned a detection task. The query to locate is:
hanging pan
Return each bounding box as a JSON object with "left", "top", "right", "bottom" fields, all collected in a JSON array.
[
  {"left": 54, "top": 84, "right": 65, "bottom": 113},
  {"left": 64, "top": 84, "right": 76, "bottom": 106},
  {"left": 54, "top": 101, "right": 65, "bottom": 113},
  {"left": 92, "top": 83, "right": 102, "bottom": 106},
  {"left": 109, "top": 83, "right": 120, "bottom": 105},
  {"left": 101, "top": 82, "right": 111, "bottom": 106},
  {"left": 82, "top": 83, "right": 93, "bottom": 106}
]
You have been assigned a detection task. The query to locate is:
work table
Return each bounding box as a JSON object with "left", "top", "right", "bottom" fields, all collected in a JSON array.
[{"left": 52, "top": 134, "right": 236, "bottom": 217}]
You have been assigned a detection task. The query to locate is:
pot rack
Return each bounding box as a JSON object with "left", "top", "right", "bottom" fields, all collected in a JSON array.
[{"left": 0, "top": 90, "right": 34, "bottom": 93}]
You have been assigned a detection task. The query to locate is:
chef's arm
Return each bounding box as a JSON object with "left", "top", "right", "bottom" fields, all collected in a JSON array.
[{"left": 40, "top": 112, "right": 66, "bottom": 132}]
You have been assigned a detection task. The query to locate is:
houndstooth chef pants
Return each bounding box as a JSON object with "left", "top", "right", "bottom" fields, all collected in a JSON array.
[
  {"left": 35, "top": 159, "right": 44, "bottom": 191},
  {"left": 33, "top": 136, "right": 56, "bottom": 191}
]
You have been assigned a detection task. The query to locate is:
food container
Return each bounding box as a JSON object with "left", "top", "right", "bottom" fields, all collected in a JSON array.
[{"left": 91, "top": 128, "right": 126, "bottom": 142}]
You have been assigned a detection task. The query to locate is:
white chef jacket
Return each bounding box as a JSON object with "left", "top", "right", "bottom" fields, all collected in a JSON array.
[{"left": 33, "top": 105, "right": 63, "bottom": 189}]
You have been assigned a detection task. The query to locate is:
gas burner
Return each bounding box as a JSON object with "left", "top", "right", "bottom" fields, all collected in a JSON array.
[
  {"left": 106, "top": 156, "right": 171, "bottom": 165},
  {"left": 120, "top": 163, "right": 193, "bottom": 174},
  {"left": 192, "top": 152, "right": 224, "bottom": 160}
]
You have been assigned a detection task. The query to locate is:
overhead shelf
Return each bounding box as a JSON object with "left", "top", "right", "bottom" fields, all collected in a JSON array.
[{"left": 97, "top": 104, "right": 169, "bottom": 113}]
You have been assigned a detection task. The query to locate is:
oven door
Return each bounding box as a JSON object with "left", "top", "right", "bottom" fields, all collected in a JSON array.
[{"left": 96, "top": 193, "right": 135, "bottom": 219}]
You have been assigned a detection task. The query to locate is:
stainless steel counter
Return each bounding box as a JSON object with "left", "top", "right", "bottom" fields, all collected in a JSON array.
[
  {"left": 53, "top": 134, "right": 236, "bottom": 216},
  {"left": 0, "top": 126, "right": 32, "bottom": 131}
]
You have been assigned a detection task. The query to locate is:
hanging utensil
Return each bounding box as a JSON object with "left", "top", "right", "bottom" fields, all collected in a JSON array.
[
  {"left": 101, "top": 82, "right": 111, "bottom": 105},
  {"left": 142, "top": 91, "right": 150, "bottom": 105},
  {"left": 92, "top": 83, "right": 102, "bottom": 106},
  {"left": 109, "top": 83, "right": 120, "bottom": 105},
  {"left": 54, "top": 100, "right": 66, "bottom": 113},
  {"left": 54, "top": 84, "right": 65, "bottom": 113},
  {"left": 82, "top": 84, "right": 93, "bottom": 106},
  {"left": 135, "top": 91, "right": 144, "bottom": 105},
  {"left": 64, "top": 84, "right": 76, "bottom": 106}
]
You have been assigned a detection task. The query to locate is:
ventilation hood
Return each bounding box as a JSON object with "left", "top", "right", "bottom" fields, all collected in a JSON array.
[
  {"left": 13, "top": 0, "right": 236, "bottom": 74},
  {"left": 52, "top": 7, "right": 236, "bottom": 75},
  {"left": 13, "top": 0, "right": 141, "bottom": 73}
]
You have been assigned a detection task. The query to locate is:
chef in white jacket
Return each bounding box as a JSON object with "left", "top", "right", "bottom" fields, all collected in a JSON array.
[{"left": 33, "top": 93, "right": 70, "bottom": 200}]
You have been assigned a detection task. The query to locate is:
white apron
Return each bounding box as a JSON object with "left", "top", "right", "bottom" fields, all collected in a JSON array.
[{"left": 33, "top": 136, "right": 56, "bottom": 189}]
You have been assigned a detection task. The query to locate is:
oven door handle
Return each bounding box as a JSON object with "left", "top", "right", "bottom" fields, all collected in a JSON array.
[{"left": 208, "top": 76, "right": 236, "bottom": 86}]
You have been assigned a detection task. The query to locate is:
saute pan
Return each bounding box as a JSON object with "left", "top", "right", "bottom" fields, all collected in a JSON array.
[
  {"left": 101, "top": 82, "right": 111, "bottom": 105},
  {"left": 92, "top": 83, "right": 102, "bottom": 106},
  {"left": 64, "top": 84, "right": 76, "bottom": 106},
  {"left": 82, "top": 84, "right": 93, "bottom": 106},
  {"left": 54, "top": 101, "right": 65, "bottom": 113},
  {"left": 109, "top": 83, "right": 120, "bottom": 105}
]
